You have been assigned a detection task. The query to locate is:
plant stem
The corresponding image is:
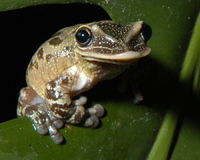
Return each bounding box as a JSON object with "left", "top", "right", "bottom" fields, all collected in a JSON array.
[
  {"left": 180, "top": 12, "right": 200, "bottom": 84},
  {"left": 146, "top": 109, "right": 179, "bottom": 160}
]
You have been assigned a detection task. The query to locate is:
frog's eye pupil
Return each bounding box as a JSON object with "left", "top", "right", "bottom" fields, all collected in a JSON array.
[
  {"left": 76, "top": 28, "right": 92, "bottom": 46},
  {"left": 76, "top": 30, "right": 89, "bottom": 43},
  {"left": 141, "top": 23, "right": 152, "bottom": 42}
]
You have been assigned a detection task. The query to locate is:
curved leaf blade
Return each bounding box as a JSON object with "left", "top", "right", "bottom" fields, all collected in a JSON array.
[{"left": 0, "top": 100, "right": 165, "bottom": 159}]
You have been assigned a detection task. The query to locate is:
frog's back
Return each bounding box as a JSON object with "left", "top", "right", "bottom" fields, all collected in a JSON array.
[{"left": 26, "top": 25, "right": 80, "bottom": 99}]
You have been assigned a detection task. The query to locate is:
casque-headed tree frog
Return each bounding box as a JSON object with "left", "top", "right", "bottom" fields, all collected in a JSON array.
[{"left": 17, "top": 20, "right": 152, "bottom": 144}]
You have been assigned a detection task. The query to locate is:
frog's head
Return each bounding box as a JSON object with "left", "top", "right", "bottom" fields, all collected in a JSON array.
[{"left": 74, "top": 20, "right": 152, "bottom": 64}]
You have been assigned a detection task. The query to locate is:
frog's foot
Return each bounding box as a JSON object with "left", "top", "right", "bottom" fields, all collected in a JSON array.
[
  {"left": 84, "top": 104, "right": 105, "bottom": 128},
  {"left": 66, "top": 96, "right": 105, "bottom": 128},
  {"left": 133, "top": 92, "right": 144, "bottom": 104},
  {"left": 23, "top": 105, "right": 64, "bottom": 144}
]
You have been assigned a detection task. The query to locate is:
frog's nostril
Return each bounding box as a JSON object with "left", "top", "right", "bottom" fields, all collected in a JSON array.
[{"left": 140, "top": 23, "right": 152, "bottom": 42}]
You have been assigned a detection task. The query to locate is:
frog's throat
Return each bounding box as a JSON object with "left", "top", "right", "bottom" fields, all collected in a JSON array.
[{"left": 75, "top": 47, "right": 151, "bottom": 64}]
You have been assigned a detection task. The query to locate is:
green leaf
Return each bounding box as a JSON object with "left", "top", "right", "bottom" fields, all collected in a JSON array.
[
  {"left": 0, "top": 100, "right": 165, "bottom": 159},
  {"left": 180, "top": 12, "right": 200, "bottom": 84},
  {"left": 171, "top": 113, "right": 200, "bottom": 160},
  {"left": 1, "top": 0, "right": 200, "bottom": 159},
  {"left": 171, "top": 11, "right": 200, "bottom": 160},
  {"left": 147, "top": 108, "right": 180, "bottom": 160}
]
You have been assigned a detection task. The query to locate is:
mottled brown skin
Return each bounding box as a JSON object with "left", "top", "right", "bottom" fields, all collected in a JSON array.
[{"left": 17, "top": 20, "right": 151, "bottom": 144}]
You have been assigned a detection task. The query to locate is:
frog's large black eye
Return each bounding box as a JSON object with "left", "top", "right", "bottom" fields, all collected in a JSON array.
[
  {"left": 140, "top": 23, "right": 152, "bottom": 42},
  {"left": 76, "top": 27, "right": 92, "bottom": 47}
]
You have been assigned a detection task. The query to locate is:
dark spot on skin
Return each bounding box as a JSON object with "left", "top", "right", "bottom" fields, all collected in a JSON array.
[
  {"left": 62, "top": 77, "right": 69, "bottom": 84},
  {"left": 25, "top": 105, "right": 38, "bottom": 115},
  {"left": 34, "top": 62, "right": 38, "bottom": 70},
  {"left": 74, "top": 111, "right": 83, "bottom": 123},
  {"left": 25, "top": 106, "right": 46, "bottom": 124},
  {"left": 28, "top": 60, "right": 34, "bottom": 70},
  {"left": 49, "top": 37, "right": 63, "bottom": 46},
  {"left": 34, "top": 117, "right": 39, "bottom": 123},
  {"left": 51, "top": 31, "right": 63, "bottom": 38},
  {"left": 46, "top": 88, "right": 62, "bottom": 101},
  {"left": 65, "top": 46, "right": 72, "bottom": 52},
  {"left": 48, "top": 80, "right": 57, "bottom": 88},
  {"left": 46, "top": 81, "right": 61, "bottom": 101},
  {"left": 49, "top": 103, "right": 74, "bottom": 119},
  {"left": 28, "top": 60, "right": 38, "bottom": 70},
  {"left": 37, "top": 48, "right": 44, "bottom": 59},
  {"left": 46, "top": 54, "right": 53, "bottom": 63},
  {"left": 18, "top": 87, "right": 39, "bottom": 106}
]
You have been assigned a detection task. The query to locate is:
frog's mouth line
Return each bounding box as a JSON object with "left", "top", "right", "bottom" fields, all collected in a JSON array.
[{"left": 77, "top": 47, "right": 151, "bottom": 64}]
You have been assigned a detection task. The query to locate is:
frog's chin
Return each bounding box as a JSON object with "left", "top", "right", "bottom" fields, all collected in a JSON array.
[{"left": 78, "top": 47, "right": 151, "bottom": 64}]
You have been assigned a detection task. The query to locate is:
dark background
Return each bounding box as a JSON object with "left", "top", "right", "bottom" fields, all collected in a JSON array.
[{"left": 0, "top": 4, "right": 111, "bottom": 122}]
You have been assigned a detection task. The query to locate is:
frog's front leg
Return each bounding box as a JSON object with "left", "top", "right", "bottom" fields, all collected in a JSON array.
[{"left": 45, "top": 79, "right": 104, "bottom": 129}]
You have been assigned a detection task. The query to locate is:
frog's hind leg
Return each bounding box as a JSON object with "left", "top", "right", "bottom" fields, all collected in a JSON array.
[
  {"left": 17, "top": 87, "right": 64, "bottom": 144},
  {"left": 45, "top": 76, "right": 105, "bottom": 129}
]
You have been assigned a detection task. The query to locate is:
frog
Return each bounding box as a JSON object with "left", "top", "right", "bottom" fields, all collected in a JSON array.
[{"left": 17, "top": 20, "right": 152, "bottom": 144}]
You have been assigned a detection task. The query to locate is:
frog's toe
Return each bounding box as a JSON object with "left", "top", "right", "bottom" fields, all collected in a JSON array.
[
  {"left": 84, "top": 115, "right": 99, "bottom": 128},
  {"left": 36, "top": 124, "right": 48, "bottom": 135},
  {"left": 24, "top": 105, "right": 64, "bottom": 144},
  {"left": 51, "top": 132, "right": 64, "bottom": 144},
  {"left": 50, "top": 116, "right": 64, "bottom": 129},
  {"left": 90, "top": 115, "right": 100, "bottom": 128},
  {"left": 93, "top": 104, "right": 104, "bottom": 117},
  {"left": 52, "top": 119, "right": 64, "bottom": 129},
  {"left": 133, "top": 92, "right": 144, "bottom": 104},
  {"left": 88, "top": 104, "right": 104, "bottom": 118},
  {"left": 48, "top": 125, "right": 64, "bottom": 144},
  {"left": 84, "top": 104, "right": 104, "bottom": 128},
  {"left": 34, "top": 117, "right": 64, "bottom": 144},
  {"left": 74, "top": 96, "right": 87, "bottom": 105}
]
